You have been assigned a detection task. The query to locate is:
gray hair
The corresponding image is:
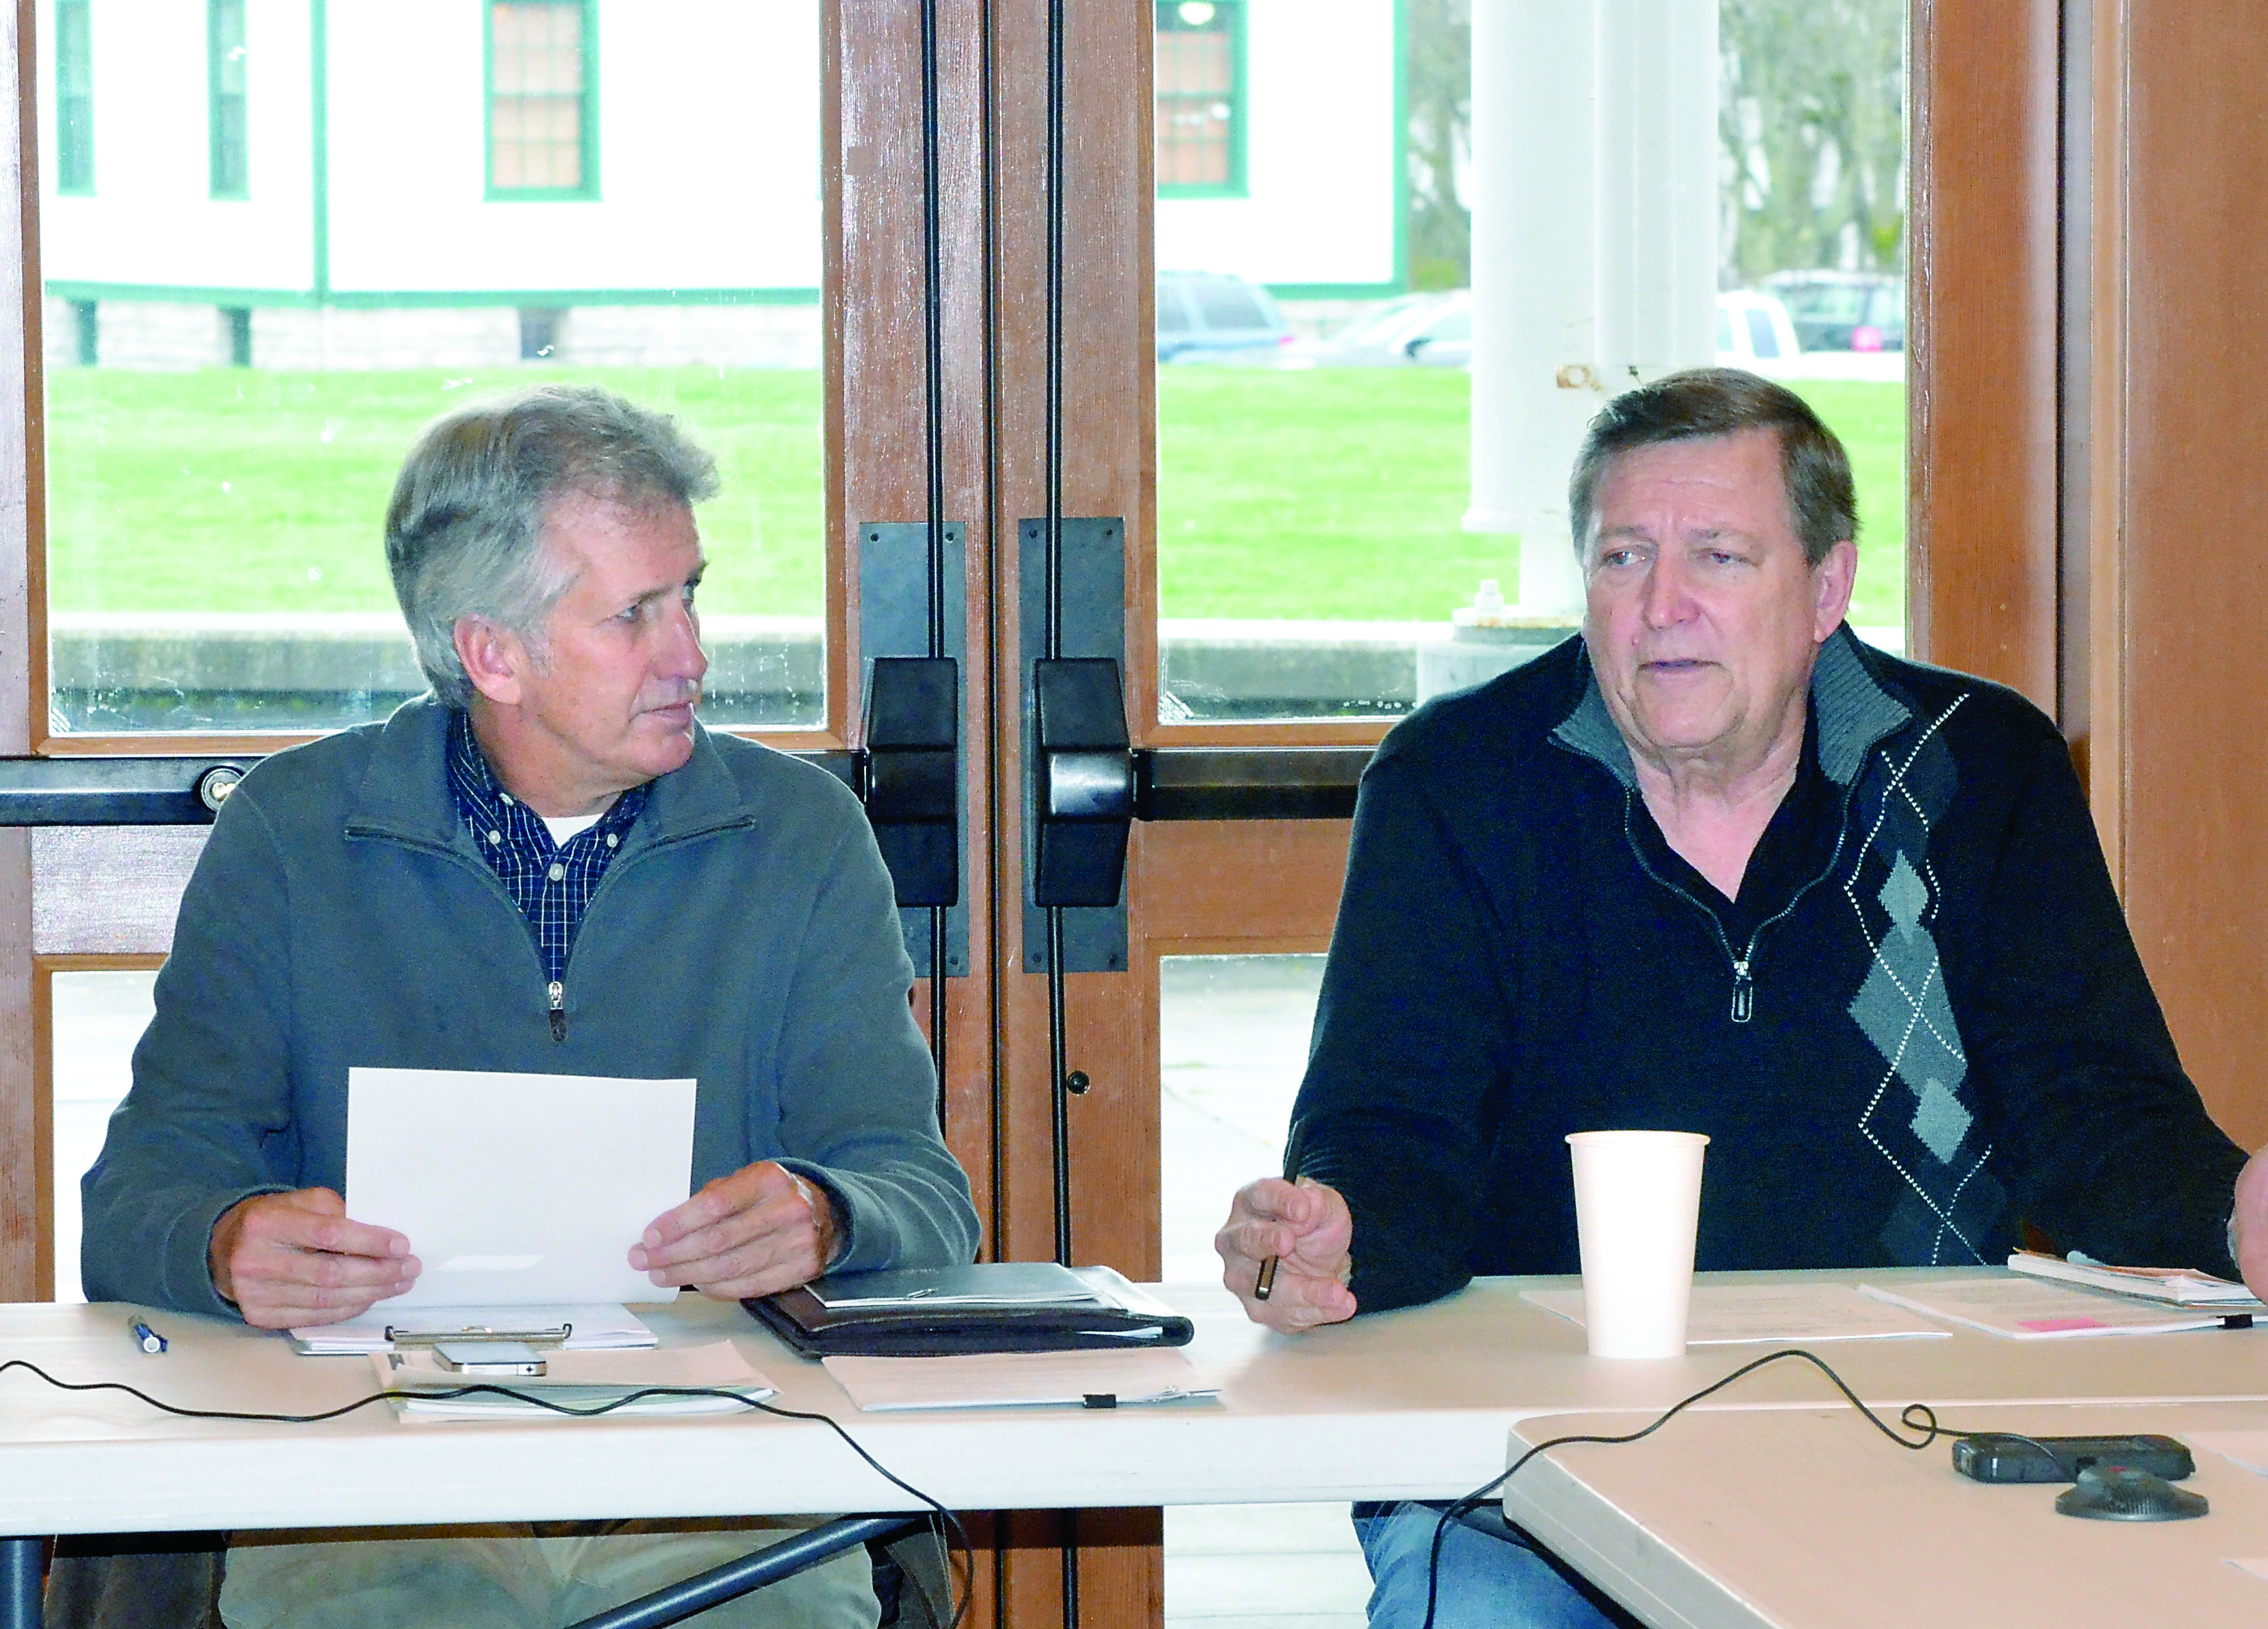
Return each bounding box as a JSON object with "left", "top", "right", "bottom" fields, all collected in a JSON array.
[
  {"left": 1568, "top": 366, "right": 1857, "bottom": 568},
  {"left": 385, "top": 384, "right": 721, "bottom": 706}
]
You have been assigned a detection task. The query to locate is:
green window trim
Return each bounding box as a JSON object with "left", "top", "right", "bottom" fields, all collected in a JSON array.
[
  {"left": 1155, "top": 0, "right": 1245, "bottom": 200},
  {"left": 485, "top": 0, "right": 599, "bottom": 202},
  {"left": 208, "top": 0, "right": 248, "bottom": 199},
  {"left": 54, "top": 0, "right": 93, "bottom": 196}
]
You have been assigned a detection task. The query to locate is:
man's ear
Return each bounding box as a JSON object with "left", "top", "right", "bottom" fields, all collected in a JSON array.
[
  {"left": 1811, "top": 539, "right": 1859, "bottom": 641},
  {"left": 453, "top": 616, "right": 527, "bottom": 707}
]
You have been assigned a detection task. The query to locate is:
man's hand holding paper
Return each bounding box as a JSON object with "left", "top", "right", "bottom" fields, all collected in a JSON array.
[
  {"left": 208, "top": 1188, "right": 419, "bottom": 1330},
  {"left": 631, "top": 1161, "right": 841, "bottom": 1299}
]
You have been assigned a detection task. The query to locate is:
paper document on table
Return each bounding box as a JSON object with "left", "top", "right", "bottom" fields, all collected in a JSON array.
[
  {"left": 824, "top": 1348, "right": 1218, "bottom": 1411},
  {"left": 1858, "top": 1277, "right": 2245, "bottom": 1339},
  {"left": 373, "top": 1340, "right": 771, "bottom": 1420},
  {"left": 2188, "top": 1433, "right": 2268, "bottom": 1481},
  {"left": 2007, "top": 1250, "right": 2268, "bottom": 1310},
  {"left": 1520, "top": 1284, "right": 1950, "bottom": 1344},
  {"left": 291, "top": 1303, "right": 659, "bottom": 1355},
  {"left": 345, "top": 1066, "right": 695, "bottom": 1308}
]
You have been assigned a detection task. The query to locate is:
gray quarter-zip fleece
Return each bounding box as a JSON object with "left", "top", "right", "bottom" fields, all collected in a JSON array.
[{"left": 82, "top": 697, "right": 978, "bottom": 1316}]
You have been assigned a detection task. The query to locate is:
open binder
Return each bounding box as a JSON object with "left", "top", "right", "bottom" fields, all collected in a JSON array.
[{"left": 747, "top": 1262, "right": 1194, "bottom": 1358}]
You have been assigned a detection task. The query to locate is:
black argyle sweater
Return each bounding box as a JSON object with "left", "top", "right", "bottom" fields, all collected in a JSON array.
[{"left": 1293, "top": 627, "right": 2245, "bottom": 1315}]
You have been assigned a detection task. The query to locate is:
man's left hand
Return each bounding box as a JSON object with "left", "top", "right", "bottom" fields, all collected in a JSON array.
[
  {"left": 2233, "top": 1147, "right": 2268, "bottom": 1301},
  {"left": 630, "top": 1162, "right": 841, "bottom": 1299}
]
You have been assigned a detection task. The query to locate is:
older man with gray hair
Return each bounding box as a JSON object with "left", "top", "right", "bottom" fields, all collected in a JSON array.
[
  {"left": 80, "top": 384, "right": 976, "bottom": 1628},
  {"left": 1216, "top": 367, "right": 2268, "bottom": 1629}
]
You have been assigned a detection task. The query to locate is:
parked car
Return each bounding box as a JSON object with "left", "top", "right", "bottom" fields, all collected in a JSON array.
[
  {"left": 1216, "top": 290, "right": 1472, "bottom": 369},
  {"left": 1715, "top": 290, "right": 1803, "bottom": 373},
  {"left": 1156, "top": 270, "right": 1293, "bottom": 362},
  {"left": 1759, "top": 270, "right": 1905, "bottom": 352}
]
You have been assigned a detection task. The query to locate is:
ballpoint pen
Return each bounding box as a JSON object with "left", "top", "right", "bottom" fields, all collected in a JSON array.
[
  {"left": 130, "top": 1318, "right": 167, "bottom": 1356},
  {"left": 1254, "top": 1116, "right": 1309, "bottom": 1303}
]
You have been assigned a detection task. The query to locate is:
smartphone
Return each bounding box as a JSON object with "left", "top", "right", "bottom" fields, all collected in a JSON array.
[
  {"left": 1952, "top": 1433, "right": 2193, "bottom": 1484},
  {"left": 431, "top": 1340, "right": 546, "bottom": 1377}
]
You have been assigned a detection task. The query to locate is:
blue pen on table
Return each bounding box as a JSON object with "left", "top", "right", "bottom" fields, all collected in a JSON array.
[
  {"left": 1252, "top": 1117, "right": 1309, "bottom": 1303},
  {"left": 130, "top": 1319, "right": 167, "bottom": 1356}
]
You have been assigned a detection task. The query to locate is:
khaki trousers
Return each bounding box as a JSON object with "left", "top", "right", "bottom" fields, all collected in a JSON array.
[{"left": 218, "top": 1520, "right": 880, "bottom": 1629}]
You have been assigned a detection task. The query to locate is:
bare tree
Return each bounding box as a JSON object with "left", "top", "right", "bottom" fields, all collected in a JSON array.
[{"left": 1719, "top": 0, "right": 1906, "bottom": 284}]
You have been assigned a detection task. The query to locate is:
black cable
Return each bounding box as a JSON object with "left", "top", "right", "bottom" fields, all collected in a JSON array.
[
  {"left": 1417, "top": 1346, "right": 1994, "bottom": 1629},
  {"left": 1042, "top": 13, "right": 1078, "bottom": 1628},
  {"left": 0, "top": 1359, "right": 972, "bottom": 1629},
  {"left": 916, "top": 0, "right": 951, "bottom": 1132}
]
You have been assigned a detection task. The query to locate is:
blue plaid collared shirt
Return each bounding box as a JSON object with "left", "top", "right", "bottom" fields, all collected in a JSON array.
[{"left": 447, "top": 710, "right": 649, "bottom": 1038}]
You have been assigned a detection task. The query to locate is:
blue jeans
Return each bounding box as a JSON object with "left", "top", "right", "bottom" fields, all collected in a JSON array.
[{"left": 1350, "top": 1502, "right": 1639, "bottom": 1629}]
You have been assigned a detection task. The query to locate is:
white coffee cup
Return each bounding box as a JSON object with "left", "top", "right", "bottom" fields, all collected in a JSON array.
[{"left": 1564, "top": 1130, "right": 1710, "bottom": 1359}]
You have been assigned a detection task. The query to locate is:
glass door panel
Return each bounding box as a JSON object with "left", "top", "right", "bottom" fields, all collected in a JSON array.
[
  {"left": 1152, "top": 0, "right": 1909, "bottom": 726},
  {"left": 40, "top": 0, "right": 827, "bottom": 737}
]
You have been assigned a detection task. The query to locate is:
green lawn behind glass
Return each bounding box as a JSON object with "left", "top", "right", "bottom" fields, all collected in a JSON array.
[{"left": 45, "top": 366, "right": 1904, "bottom": 630}]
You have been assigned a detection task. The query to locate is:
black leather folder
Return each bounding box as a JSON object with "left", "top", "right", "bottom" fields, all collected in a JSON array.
[{"left": 747, "top": 1262, "right": 1195, "bottom": 1358}]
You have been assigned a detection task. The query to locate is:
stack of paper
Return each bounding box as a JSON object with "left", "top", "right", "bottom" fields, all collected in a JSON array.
[
  {"left": 293, "top": 1304, "right": 659, "bottom": 1356},
  {"left": 1858, "top": 1277, "right": 2247, "bottom": 1339},
  {"left": 2008, "top": 1250, "right": 2267, "bottom": 1310},
  {"left": 371, "top": 1341, "right": 771, "bottom": 1420}
]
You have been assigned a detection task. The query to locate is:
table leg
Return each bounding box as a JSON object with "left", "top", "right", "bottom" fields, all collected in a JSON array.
[
  {"left": 0, "top": 1538, "right": 41, "bottom": 1629},
  {"left": 565, "top": 1515, "right": 924, "bottom": 1629}
]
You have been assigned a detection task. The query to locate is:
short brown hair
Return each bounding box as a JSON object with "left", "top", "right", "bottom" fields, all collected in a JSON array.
[{"left": 1567, "top": 367, "right": 1856, "bottom": 566}]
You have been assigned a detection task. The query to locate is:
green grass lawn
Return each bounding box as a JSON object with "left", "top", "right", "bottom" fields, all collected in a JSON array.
[
  {"left": 45, "top": 365, "right": 1905, "bottom": 629},
  {"left": 45, "top": 366, "right": 826, "bottom": 617}
]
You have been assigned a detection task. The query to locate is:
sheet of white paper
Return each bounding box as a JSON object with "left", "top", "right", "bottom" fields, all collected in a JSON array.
[
  {"left": 1857, "top": 1277, "right": 2237, "bottom": 1339},
  {"left": 2192, "top": 1432, "right": 2268, "bottom": 1481},
  {"left": 824, "top": 1349, "right": 1218, "bottom": 1411},
  {"left": 1520, "top": 1284, "right": 1950, "bottom": 1344},
  {"left": 346, "top": 1066, "right": 695, "bottom": 1308},
  {"left": 374, "top": 1340, "right": 771, "bottom": 1419},
  {"left": 291, "top": 1302, "right": 659, "bottom": 1354}
]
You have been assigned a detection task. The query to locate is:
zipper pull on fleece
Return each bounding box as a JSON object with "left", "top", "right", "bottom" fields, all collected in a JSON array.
[
  {"left": 1729, "top": 960, "right": 1753, "bottom": 1024},
  {"left": 549, "top": 980, "right": 567, "bottom": 1042}
]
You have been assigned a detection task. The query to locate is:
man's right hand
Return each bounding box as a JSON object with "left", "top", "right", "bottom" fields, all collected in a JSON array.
[
  {"left": 207, "top": 1188, "right": 419, "bottom": 1330},
  {"left": 1215, "top": 1176, "right": 1357, "bottom": 1333}
]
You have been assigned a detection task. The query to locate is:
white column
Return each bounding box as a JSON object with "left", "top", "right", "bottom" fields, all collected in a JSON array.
[{"left": 1466, "top": 0, "right": 1717, "bottom": 619}]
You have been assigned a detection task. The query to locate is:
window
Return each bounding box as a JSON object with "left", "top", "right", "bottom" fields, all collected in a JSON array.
[
  {"left": 1155, "top": 0, "right": 1242, "bottom": 197},
  {"left": 208, "top": 0, "right": 247, "bottom": 198},
  {"left": 55, "top": 0, "right": 92, "bottom": 195},
  {"left": 488, "top": 0, "right": 596, "bottom": 200}
]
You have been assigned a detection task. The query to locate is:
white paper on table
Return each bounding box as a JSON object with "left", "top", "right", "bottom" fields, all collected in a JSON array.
[
  {"left": 2191, "top": 1432, "right": 2268, "bottom": 1482},
  {"left": 1520, "top": 1284, "right": 1950, "bottom": 1344},
  {"left": 345, "top": 1066, "right": 695, "bottom": 1308},
  {"left": 824, "top": 1349, "right": 1219, "bottom": 1411},
  {"left": 291, "top": 1302, "right": 659, "bottom": 1354},
  {"left": 373, "top": 1340, "right": 771, "bottom": 1420},
  {"left": 1857, "top": 1277, "right": 2241, "bottom": 1339}
]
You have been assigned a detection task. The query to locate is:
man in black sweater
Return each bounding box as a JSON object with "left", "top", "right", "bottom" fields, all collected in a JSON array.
[{"left": 1213, "top": 368, "right": 2268, "bottom": 1629}]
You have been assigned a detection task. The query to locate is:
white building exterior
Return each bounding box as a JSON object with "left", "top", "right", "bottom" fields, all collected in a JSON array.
[{"left": 40, "top": 0, "right": 1400, "bottom": 368}]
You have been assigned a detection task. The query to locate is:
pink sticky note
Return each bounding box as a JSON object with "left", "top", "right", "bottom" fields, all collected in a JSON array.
[{"left": 2017, "top": 1316, "right": 2107, "bottom": 1332}]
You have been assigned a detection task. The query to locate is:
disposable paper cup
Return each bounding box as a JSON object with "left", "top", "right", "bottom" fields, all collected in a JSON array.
[{"left": 1565, "top": 1130, "right": 1709, "bottom": 1359}]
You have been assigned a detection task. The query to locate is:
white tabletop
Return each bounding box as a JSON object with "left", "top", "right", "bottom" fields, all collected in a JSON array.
[
  {"left": 1504, "top": 1400, "right": 2268, "bottom": 1628},
  {"left": 9, "top": 1270, "right": 2268, "bottom": 1537}
]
